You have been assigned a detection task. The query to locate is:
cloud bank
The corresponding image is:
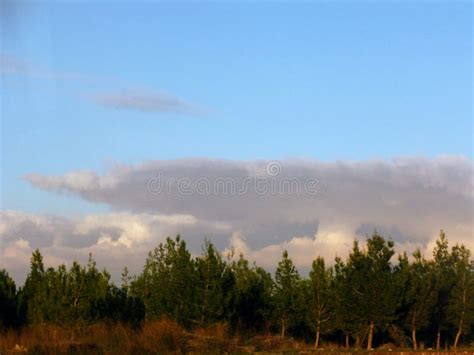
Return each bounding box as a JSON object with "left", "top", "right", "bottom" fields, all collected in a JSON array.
[
  {"left": 2, "top": 156, "right": 472, "bottom": 283},
  {"left": 0, "top": 210, "right": 231, "bottom": 283}
]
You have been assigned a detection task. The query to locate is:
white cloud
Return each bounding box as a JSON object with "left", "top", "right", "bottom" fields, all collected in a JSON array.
[
  {"left": 223, "top": 228, "right": 356, "bottom": 271},
  {"left": 0, "top": 210, "right": 229, "bottom": 283},
  {"left": 14, "top": 239, "right": 30, "bottom": 249}
]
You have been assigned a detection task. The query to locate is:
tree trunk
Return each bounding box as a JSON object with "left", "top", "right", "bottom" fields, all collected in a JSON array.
[
  {"left": 355, "top": 335, "right": 361, "bottom": 349},
  {"left": 454, "top": 281, "right": 467, "bottom": 350},
  {"left": 454, "top": 319, "right": 463, "bottom": 349},
  {"left": 314, "top": 323, "right": 321, "bottom": 349},
  {"left": 201, "top": 262, "right": 210, "bottom": 326},
  {"left": 411, "top": 313, "right": 417, "bottom": 350},
  {"left": 367, "top": 320, "right": 375, "bottom": 350},
  {"left": 345, "top": 333, "right": 350, "bottom": 349},
  {"left": 281, "top": 319, "right": 286, "bottom": 338},
  {"left": 411, "top": 326, "right": 417, "bottom": 350},
  {"left": 436, "top": 328, "right": 441, "bottom": 350}
]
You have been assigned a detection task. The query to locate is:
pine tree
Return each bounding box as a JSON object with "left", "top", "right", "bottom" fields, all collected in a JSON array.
[
  {"left": 43, "top": 264, "right": 68, "bottom": 323},
  {"left": 195, "top": 240, "right": 234, "bottom": 325},
  {"left": 22, "top": 249, "right": 47, "bottom": 324},
  {"left": 365, "top": 233, "right": 397, "bottom": 349},
  {"left": 308, "top": 257, "right": 334, "bottom": 348},
  {"left": 65, "top": 255, "right": 110, "bottom": 323},
  {"left": 229, "top": 255, "right": 273, "bottom": 333},
  {"left": 448, "top": 244, "right": 474, "bottom": 349},
  {"left": 391, "top": 252, "right": 411, "bottom": 348},
  {"left": 274, "top": 250, "right": 301, "bottom": 337},
  {"left": 432, "top": 230, "right": 456, "bottom": 350},
  {"left": 333, "top": 254, "right": 362, "bottom": 348},
  {"left": 338, "top": 233, "right": 397, "bottom": 349},
  {"left": 133, "top": 235, "right": 197, "bottom": 325},
  {"left": 0, "top": 269, "right": 18, "bottom": 328},
  {"left": 404, "top": 250, "right": 437, "bottom": 349}
]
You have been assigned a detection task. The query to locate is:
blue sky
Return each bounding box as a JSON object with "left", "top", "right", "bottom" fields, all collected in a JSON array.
[{"left": 1, "top": 1, "right": 472, "bottom": 216}]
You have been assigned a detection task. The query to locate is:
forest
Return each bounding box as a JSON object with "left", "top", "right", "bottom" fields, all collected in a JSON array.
[{"left": 0, "top": 231, "right": 473, "bottom": 353}]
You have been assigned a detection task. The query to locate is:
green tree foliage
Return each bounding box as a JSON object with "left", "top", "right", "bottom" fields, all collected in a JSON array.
[
  {"left": 22, "top": 249, "right": 47, "bottom": 324},
  {"left": 333, "top": 254, "right": 360, "bottom": 348},
  {"left": 20, "top": 250, "right": 129, "bottom": 326},
  {"left": 94, "top": 284, "right": 145, "bottom": 327},
  {"left": 274, "top": 250, "right": 302, "bottom": 337},
  {"left": 64, "top": 257, "right": 110, "bottom": 323},
  {"left": 308, "top": 257, "right": 334, "bottom": 348},
  {"left": 432, "top": 230, "right": 457, "bottom": 349},
  {"left": 390, "top": 253, "right": 411, "bottom": 348},
  {"left": 334, "top": 234, "right": 397, "bottom": 349},
  {"left": 195, "top": 240, "right": 235, "bottom": 325},
  {"left": 132, "top": 235, "right": 197, "bottom": 326},
  {"left": 402, "top": 250, "right": 437, "bottom": 349},
  {"left": 229, "top": 255, "right": 273, "bottom": 333},
  {"left": 448, "top": 244, "right": 474, "bottom": 349},
  {"left": 0, "top": 269, "right": 18, "bottom": 328},
  {"left": 2, "top": 232, "right": 474, "bottom": 349}
]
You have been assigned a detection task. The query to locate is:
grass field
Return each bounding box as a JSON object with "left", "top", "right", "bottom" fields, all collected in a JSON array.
[{"left": 1, "top": 319, "right": 473, "bottom": 354}]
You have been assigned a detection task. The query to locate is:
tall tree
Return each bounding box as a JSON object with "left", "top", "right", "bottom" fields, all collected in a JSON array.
[
  {"left": 67, "top": 255, "right": 110, "bottom": 323},
  {"left": 195, "top": 240, "right": 234, "bottom": 325},
  {"left": 132, "top": 236, "right": 197, "bottom": 325},
  {"left": 448, "top": 244, "right": 474, "bottom": 349},
  {"left": 404, "top": 250, "right": 437, "bottom": 349},
  {"left": 229, "top": 255, "right": 273, "bottom": 333},
  {"left": 308, "top": 257, "right": 334, "bottom": 349},
  {"left": 43, "top": 264, "right": 68, "bottom": 323},
  {"left": 274, "top": 250, "right": 301, "bottom": 337},
  {"left": 432, "top": 230, "right": 456, "bottom": 350},
  {"left": 22, "top": 249, "right": 47, "bottom": 325},
  {"left": 333, "top": 254, "right": 362, "bottom": 348},
  {"left": 340, "top": 233, "right": 397, "bottom": 349},
  {"left": 0, "top": 270, "right": 18, "bottom": 328}
]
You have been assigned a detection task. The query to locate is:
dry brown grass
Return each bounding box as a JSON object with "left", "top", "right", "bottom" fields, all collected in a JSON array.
[
  {"left": 0, "top": 319, "right": 187, "bottom": 354},
  {"left": 1, "top": 322, "right": 472, "bottom": 354},
  {"left": 0, "top": 319, "right": 241, "bottom": 354},
  {"left": 186, "top": 322, "right": 240, "bottom": 353},
  {"left": 246, "top": 333, "right": 306, "bottom": 352},
  {"left": 140, "top": 318, "right": 186, "bottom": 353}
]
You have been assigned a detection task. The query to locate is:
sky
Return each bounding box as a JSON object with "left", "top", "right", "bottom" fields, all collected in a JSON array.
[{"left": 1, "top": 1, "right": 472, "bottom": 283}]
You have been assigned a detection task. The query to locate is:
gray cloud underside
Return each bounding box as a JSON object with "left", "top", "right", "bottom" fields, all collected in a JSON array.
[
  {"left": 3, "top": 156, "right": 473, "bottom": 283},
  {"left": 24, "top": 156, "right": 473, "bottom": 242}
]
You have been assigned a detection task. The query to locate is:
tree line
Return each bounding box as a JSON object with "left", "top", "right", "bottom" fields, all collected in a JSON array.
[{"left": 0, "top": 231, "right": 473, "bottom": 350}]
